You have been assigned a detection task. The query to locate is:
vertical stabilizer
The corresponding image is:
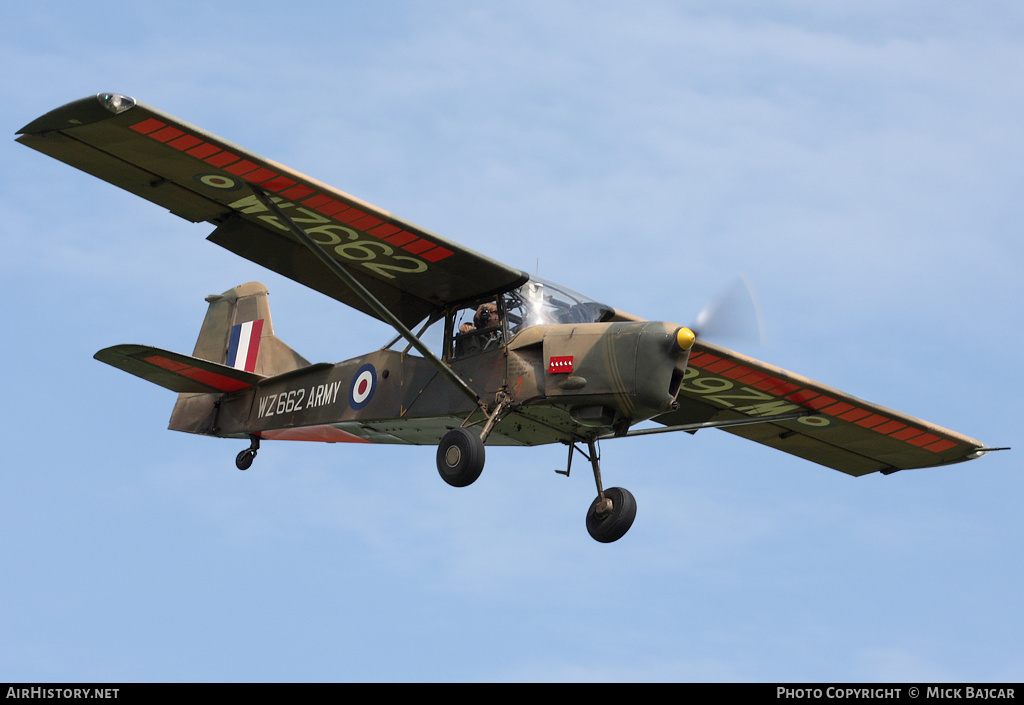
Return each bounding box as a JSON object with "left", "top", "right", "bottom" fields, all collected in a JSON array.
[
  {"left": 170, "top": 282, "right": 310, "bottom": 435},
  {"left": 191, "top": 281, "right": 310, "bottom": 375}
]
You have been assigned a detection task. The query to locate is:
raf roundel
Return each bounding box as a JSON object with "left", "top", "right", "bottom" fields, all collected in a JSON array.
[
  {"left": 194, "top": 173, "right": 242, "bottom": 191},
  {"left": 349, "top": 364, "right": 377, "bottom": 410}
]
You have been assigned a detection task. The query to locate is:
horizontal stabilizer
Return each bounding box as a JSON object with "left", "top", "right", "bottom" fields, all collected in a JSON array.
[{"left": 95, "top": 344, "right": 264, "bottom": 394}]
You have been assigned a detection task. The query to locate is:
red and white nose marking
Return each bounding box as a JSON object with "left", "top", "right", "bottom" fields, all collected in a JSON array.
[{"left": 548, "top": 356, "right": 573, "bottom": 374}]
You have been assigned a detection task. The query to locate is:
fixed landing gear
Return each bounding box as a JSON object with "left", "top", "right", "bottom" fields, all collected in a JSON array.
[
  {"left": 573, "top": 439, "right": 636, "bottom": 543},
  {"left": 433, "top": 402, "right": 636, "bottom": 543},
  {"left": 437, "top": 428, "right": 485, "bottom": 487},
  {"left": 435, "top": 394, "right": 510, "bottom": 488},
  {"left": 586, "top": 486, "right": 637, "bottom": 543},
  {"left": 235, "top": 435, "right": 260, "bottom": 470}
]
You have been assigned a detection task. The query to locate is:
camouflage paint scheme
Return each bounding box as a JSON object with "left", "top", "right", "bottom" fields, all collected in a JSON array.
[
  {"left": 19, "top": 94, "right": 991, "bottom": 477},
  {"left": 97, "top": 281, "right": 689, "bottom": 449}
]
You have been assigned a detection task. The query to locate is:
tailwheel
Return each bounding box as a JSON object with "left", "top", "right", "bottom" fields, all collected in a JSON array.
[
  {"left": 235, "top": 436, "right": 260, "bottom": 471},
  {"left": 437, "top": 428, "right": 485, "bottom": 487},
  {"left": 585, "top": 487, "right": 637, "bottom": 543},
  {"left": 235, "top": 449, "right": 256, "bottom": 470}
]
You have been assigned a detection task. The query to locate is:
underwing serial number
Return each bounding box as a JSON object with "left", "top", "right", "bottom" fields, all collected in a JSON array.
[
  {"left": 681, "top": 366, "right": 831, "bottom": 427},
  {"left": 228, "top": 195, "right": 428, "bottom": 279}
]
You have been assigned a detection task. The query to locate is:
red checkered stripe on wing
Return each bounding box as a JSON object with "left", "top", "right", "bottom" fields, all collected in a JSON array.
[{"left": 128, "top": 117, "right": 452, "bottom": 263}]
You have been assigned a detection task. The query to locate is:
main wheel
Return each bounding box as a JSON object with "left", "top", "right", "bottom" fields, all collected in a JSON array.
[
  {"left": 436, "top": 428, "right": 485, "bottom": 487},
  {"left": 235, "top": 449, "right": 256, "bottom": 471},
  {"left": 585, "top": 487, "right": 637, "bottom": 543}
]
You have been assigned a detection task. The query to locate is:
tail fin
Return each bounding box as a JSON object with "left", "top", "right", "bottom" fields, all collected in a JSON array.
[
  {"left": 170, "top": 282, "right": 310, "bottom": 435},
  {"left": 191, "top": 281, "right": 310, "bottom": 375}
]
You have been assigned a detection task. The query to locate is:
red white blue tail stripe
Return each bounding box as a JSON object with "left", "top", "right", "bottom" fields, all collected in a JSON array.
[{"left": 226, "top": 319, "right": 264, "bottom": 372}]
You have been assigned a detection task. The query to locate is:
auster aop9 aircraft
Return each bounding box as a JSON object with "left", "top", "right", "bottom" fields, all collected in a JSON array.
[{"left": 17, "top": 94, "right": 1004, "bottom": 542}]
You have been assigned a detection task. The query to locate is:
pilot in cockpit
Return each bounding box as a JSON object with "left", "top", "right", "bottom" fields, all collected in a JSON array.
[{"left": 453, "top": 302, "right": 502, "bottom": 357}]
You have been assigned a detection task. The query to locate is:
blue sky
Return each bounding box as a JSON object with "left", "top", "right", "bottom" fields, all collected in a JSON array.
[{"left": 1, "top": 0, "right": 1021, "bottom": 682}]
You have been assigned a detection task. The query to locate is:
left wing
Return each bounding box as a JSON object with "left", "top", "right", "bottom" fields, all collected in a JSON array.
[
  {"left": 654, "top": 340, "right": 988, "bottom": 476},
  {"left": 17, "top": 93, "right": 528, "bottom": 326}
]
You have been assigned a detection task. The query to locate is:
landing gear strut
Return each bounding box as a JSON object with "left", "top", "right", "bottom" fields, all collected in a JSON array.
[{"left": 235, "top": 435, "right": 260, "bottom": 471}]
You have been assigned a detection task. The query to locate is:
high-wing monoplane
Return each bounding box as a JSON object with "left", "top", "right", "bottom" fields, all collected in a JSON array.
[{"left": 17, "top": 93, "right": 1003, "bottom": 542}]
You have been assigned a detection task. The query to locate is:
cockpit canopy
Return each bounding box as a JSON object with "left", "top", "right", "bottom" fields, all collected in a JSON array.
[
  {"left": 444, "top": 277, "right": 614, "bottom": 360},
  {"left": 394, "top": 276, "right": 616, "bottom": 361},
  {"left": 501, "top": 276, "right": 615, "bottom": 335}
]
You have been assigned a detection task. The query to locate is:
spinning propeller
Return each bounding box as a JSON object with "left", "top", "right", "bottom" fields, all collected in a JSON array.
[{"left": 690, "top": 273, "right": 766, "bottom": 347}]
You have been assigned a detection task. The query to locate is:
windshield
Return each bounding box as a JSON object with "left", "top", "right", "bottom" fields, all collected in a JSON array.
[{"left": 502, "top": 276, "right": 614, "bottom": 336}]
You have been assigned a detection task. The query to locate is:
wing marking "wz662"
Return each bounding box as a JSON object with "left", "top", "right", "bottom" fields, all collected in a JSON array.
[{"left": 226, "top": 193, "right": 430, "bottom": 280}]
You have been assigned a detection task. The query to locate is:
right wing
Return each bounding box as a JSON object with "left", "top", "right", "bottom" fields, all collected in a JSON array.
[
  {"left": 17, "top": 93, "right": 528, "bottom": 327},
  {"left": 654, "top": 340, "right": 988, "bottom": 476}
]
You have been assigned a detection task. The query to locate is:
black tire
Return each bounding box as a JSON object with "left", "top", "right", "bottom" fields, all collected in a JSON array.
[
  {"left": 235, "top": 449, "right": 255, "bottom": 471},
  {"left": 585, "top": 487, "right": 637, "bottom": 543},
  {"left": 436, "top": 428, "right": 485, "bottom": 487}
]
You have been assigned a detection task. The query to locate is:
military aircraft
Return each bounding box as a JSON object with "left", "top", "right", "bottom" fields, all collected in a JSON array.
[{"left": 17, "top": 93, "right": 1004, "bottom": 543}]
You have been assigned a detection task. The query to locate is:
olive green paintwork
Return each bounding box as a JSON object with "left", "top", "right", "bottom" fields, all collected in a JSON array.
[{"left": 150, "top": 283, "right": 689, "bottom": 447}]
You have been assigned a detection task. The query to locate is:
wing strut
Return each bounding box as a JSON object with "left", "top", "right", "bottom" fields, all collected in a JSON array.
[
  {"left": 250, "top": 187, "right": 487, "bottom": 411},
  {"left": 610, "top": 410, "right": 821, "bottom": 438}
]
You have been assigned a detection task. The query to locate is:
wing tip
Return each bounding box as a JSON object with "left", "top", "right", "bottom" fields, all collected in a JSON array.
[{"left": 17, "top": 93, "right": 136, "bottom": 135}]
